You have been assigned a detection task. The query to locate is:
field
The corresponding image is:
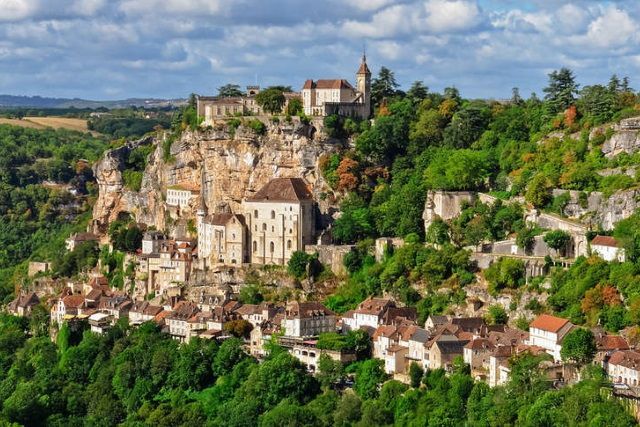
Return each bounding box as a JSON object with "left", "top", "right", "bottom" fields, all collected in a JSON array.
[{"left": 0, "top": 116, "right": 93, "bottom": 133}]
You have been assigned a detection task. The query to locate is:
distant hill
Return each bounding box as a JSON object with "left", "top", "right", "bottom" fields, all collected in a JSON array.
[{"left": 0, "top": 95, "right": 187, "bottom": 109}]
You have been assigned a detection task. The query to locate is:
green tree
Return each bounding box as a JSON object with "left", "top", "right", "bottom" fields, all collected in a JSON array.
[
  {"left": 525, "top": 174, "right": 550, "bottom": 208},
  {"left": 256, "top": 87, "right": 286, "bottom": 114},
  {"left": 560, "top": 328, "right": 596, "bottom": 364},
  {"left": 543, "top": 230, "right": 571, "bottom": 255},
  {"left": 371, "top": 66, "right": 399, "bottom": 106},
  {"left": 218, "top": 84, "right": 244, "bottom": 97},
  {"left": 543, "top": 68, "right": 579, "bottom": 114},
  {"left": 487, "top": 305, "right": 508, "bottom": 325},
  {"left": 407, "top": 81, "right": 428, "bottom": 102},
  {"left": 317, "top": 354, "right": 344, "bottom": 390},
  {"left": 286, "top": 98, "right": 303, "bottom": 116},
  {"left": 354, "top": 359, "right": 387, "bottom": 399},
  {"left": 408, "top": 362, "right": 424, "bottom": 388}
]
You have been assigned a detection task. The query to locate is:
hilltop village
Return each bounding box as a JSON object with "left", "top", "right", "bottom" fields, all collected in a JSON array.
[{"left": 5, "top": 57, "right": 640, "bottom": 424}]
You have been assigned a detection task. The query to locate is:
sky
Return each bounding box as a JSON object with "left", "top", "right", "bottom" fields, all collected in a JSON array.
[{"left": 1, "top": 0, "right": 639, "bottom": 100}]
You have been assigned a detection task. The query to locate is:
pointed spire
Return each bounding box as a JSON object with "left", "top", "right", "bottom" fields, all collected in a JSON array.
[{"left": 357, "top": 49, "right": 370, "bottom": 75}]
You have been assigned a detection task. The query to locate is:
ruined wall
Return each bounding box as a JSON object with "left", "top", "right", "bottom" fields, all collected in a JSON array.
[
  {"left": 422, "top": 191, "right": 477, "bottom": 231},
  {"left": 305, "top": 244, "right": 354, "bottom": 276}
]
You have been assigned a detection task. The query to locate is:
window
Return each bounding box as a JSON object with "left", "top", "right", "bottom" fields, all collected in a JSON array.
[
  {"left": 270, "top": 242, "right": 274, "bottom": 253},
  {"left": 262, "top": 223, "right": 267, "bottom": 231},
  {"left": 253, "top": 241, "right": 257, "bottom": 252},
  {"left": 271, "top": 226, "right": 274, "bottom": 232},
  {"left": 270, "top": 210, "right": 275, "bottom": 219},
  {"left": 287, "top": 240, "right": 292, "bottom": 249},
  {"left": 254, "top": 210, "right": 258, "bottom": 218}
]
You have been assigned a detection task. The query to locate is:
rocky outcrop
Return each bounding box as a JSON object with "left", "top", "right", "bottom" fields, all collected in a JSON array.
[
  {"left": 551, "top": 188, "right": 640, "bottom": 230},
  {"left": 92, "top": 122, "right": 341, "bottom": 237},
  {"left": 602, "top": 117, "right": 640, "bottom": 158}
]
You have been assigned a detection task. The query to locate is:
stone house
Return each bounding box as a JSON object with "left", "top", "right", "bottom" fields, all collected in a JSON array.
[
  {"left": 236, "top": 302, "right": 280, "bottom": 328},
  {"left": 488, "top": 345, "right": 513, "bottom": 387},
  {"left": 290, "top": 341, "right": 357, "bottom": 372},
  {"left": 282, "top": 301, "right": 336, "bottom": 338},
  {"left": 166, "top": 301, "right": 200, "bottom": 342},
  {"left": 196, "top": 212, "right": 247, "bottom": 265},
  {"left": 606, "top": 350, "right": 640, "bottom": 386},
  {"left": 429, "top": 336, "right": 469, "bottom": 370},
  {"left": 526, "top": 314, "right": 574, "bottom": 362},
  {"left": 51, "top": 294, "right": 86, "bottom": 325},
  {"left": 7, "top": 292, "right": 40, "bottom": 317},
  {"left": 243, "top": 178, "right": 316, "bottom": 266},
  {"left": 128, "top": 301, "right": 165, "bottom": 326},
  {"left": 250, "top": 316, "right": 283, "bottom": 358},
  {"left": 98, "top": 294, "right": 132, "bottom": 320},
  {"left": 341, "top": 297, "right": 416, "bottom": 332},
  {"left": 594, "top": 329, "right": 630, "bottom": 364},
  {"left": 464, "top": 338, "right": 496, "bottom": 372},
  {"left": 137, "top": 239, "right": 194, "bottom": 296},
  {"left": 302, "top": 55, "right": 371, "bottom": 119},
  {"left": 591, "top": 235, "right": 626, "bottom": 262},
  {"left": 65, "top": 232, "right": 99, "bottom": 251},
  {"left": 142, "top": 231, "right": 167, "bottom": 255}
]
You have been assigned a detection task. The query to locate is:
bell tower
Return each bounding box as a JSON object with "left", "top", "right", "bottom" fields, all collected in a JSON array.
[{"left": 356, "top": 52, "right": 371, "bottom": 118}]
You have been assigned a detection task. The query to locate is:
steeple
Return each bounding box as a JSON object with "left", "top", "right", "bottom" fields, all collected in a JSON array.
[{"left": 357, "top": 50, "right": 371, "bottom": 76}]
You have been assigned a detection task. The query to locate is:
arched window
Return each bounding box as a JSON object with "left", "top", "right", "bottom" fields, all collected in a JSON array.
[
  {"left": 287, "top": 240, "right": 292, "bottom": 249},
  {"left": 269, "top": 242, "right": 274, "bottom": 253},
  {"left": 254, "top": 210, "right": 258, "bottom": 218},
  {"left": 253, "top": 241, "right": 257, "bottom": 252},
  {"left": 271, "top": 226, "right": 274, "bottom": 232},
  {"left": 262, "top": 223, "right": 267, "bottom": 231},
  {"left": 270, "top": 210, "right": 275, "bottom": 219}
]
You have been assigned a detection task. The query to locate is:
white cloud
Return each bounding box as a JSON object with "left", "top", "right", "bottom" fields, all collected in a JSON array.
[
  {"left": 422, "top": 0, "right": 481, "bottom": 33},
  {"left": 583, "top": 6, "right": 636, "bottom": 48},
  {"left": 0, "top": 0, "right": 38, "bottom": 21},
  {"left": 343, "top": 0, "right": 396, "bottom": 12}
]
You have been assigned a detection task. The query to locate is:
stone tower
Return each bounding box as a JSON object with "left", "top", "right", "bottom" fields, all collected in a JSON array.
[{"left": 356, "top": 53, "right": 371, "bottom": 118}]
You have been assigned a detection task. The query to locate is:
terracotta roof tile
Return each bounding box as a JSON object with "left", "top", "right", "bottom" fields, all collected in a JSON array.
[
  {"left": 591, "top": 235, "right": 621, "bottom": 248},
  {"left": 529, "top": 314, "right": 570, "bottom": 333}
]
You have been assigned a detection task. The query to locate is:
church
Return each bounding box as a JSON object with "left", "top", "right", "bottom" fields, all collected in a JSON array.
[{"left": 301, "top": 54, "right": 371, "bottom": 120}]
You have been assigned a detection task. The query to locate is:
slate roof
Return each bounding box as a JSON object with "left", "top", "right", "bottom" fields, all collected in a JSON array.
[
  {"left": 246, "top": 178, "right": 313, "bottom": 202},
  {"left": 285, "top": 301, "right": 334, "bottom": 319}
]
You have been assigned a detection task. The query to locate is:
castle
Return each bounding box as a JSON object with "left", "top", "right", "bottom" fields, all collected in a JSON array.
[
  {"left": 301, "top": 54, "right": 371, "bottom": 119},
  {"left": 196, "top": 55, "right": 372, "bottom": 124}
]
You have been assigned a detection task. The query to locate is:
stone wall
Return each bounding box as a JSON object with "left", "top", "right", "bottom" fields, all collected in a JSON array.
[
  {"left": 375, "top": 237, "right": 405, "bottom": 262},
  {"left": 423, "top": 190, "right": 477, "bottom": 231},
  {"left": 470, "top": 252, "right": 549, "bottom": 279},
  {"left": 305, "top": 244, "right": 355, "bottom": 276},
  {"left": 28, "top": 262, "right": 50, "bottom": 277}
]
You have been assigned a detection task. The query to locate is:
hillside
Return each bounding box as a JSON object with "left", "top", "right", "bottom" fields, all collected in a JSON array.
[
  {"left": 0, "top": 94, "right": 187, "bottom": 109},
  {"left": 0, "top": 116, "right": 92, "bottom": 133}
]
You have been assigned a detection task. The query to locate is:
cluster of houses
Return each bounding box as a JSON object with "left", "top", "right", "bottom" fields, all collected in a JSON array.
[{"left": 9, "top": 282, "right": 640, "bottom": 391}]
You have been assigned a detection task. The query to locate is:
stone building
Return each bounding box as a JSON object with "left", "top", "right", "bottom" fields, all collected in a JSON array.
[
  {"left": 591, "top": 235, "right": 626, "bottom": 262},
  {"left": 282, "top": 301, "right": 336, "bottom": 338},
  {"left": 196, "top": 87, "right": 263, "bottom": 126},
  {"left": 243, "top": 177, "right": 316, "bottom": 265},
  {"left": 196, "top": 212, "right": 247, "bottom": 265},
  {"left": 166, "top": 184, "right": 200, "bottom": 210},
  {"left": 526, "top": 314, "right": 574, "bottom": 362},
  {"left": 301, "top": 54, "right": 371, "bottom": 119}
]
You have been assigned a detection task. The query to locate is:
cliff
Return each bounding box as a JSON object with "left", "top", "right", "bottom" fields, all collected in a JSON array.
[{"left": 92, "top": 121, "right": 342, "bottom": 237}]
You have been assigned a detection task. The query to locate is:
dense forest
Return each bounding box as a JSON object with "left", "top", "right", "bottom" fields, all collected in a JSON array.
[
  {"left": 0, "top": 314, "right": 635, "bottom": 427},
  {"left": 0, "top": 125, "right": 108, "bottom": 302}
]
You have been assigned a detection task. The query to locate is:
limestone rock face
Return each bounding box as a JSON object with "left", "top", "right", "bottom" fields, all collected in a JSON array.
[
  {"left": 91, "top": 123, "right": 340, "bottom": 237},
  {"left": 551, "top": 188, "right": 640, "bottom": 230},
  {"left": 602, "top": 117, "right": 640, "bottom": 158}
]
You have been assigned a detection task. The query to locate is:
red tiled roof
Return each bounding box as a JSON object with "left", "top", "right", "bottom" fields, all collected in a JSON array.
[
  {"left": 530, "top": 314, "right": 570, "bottom": 333},
  {"left": 464, "top": 338, "right": 496, "bottom": 351},
  {"left": 597, "top": 335, "right": 629, "bottom": 351},
  {"left": 591, "top": 235, "right": 621, "bottom": 248},
  {"left": 63, "top": 294, "right": 85, "bottom": 308},
  {"left": 609, "top": 350, "right": 640, "bottom": 369}
]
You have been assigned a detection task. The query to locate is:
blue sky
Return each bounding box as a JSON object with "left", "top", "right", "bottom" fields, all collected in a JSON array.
[{"left": 1, "top": 0, "right": 639, "bottom": 100}]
